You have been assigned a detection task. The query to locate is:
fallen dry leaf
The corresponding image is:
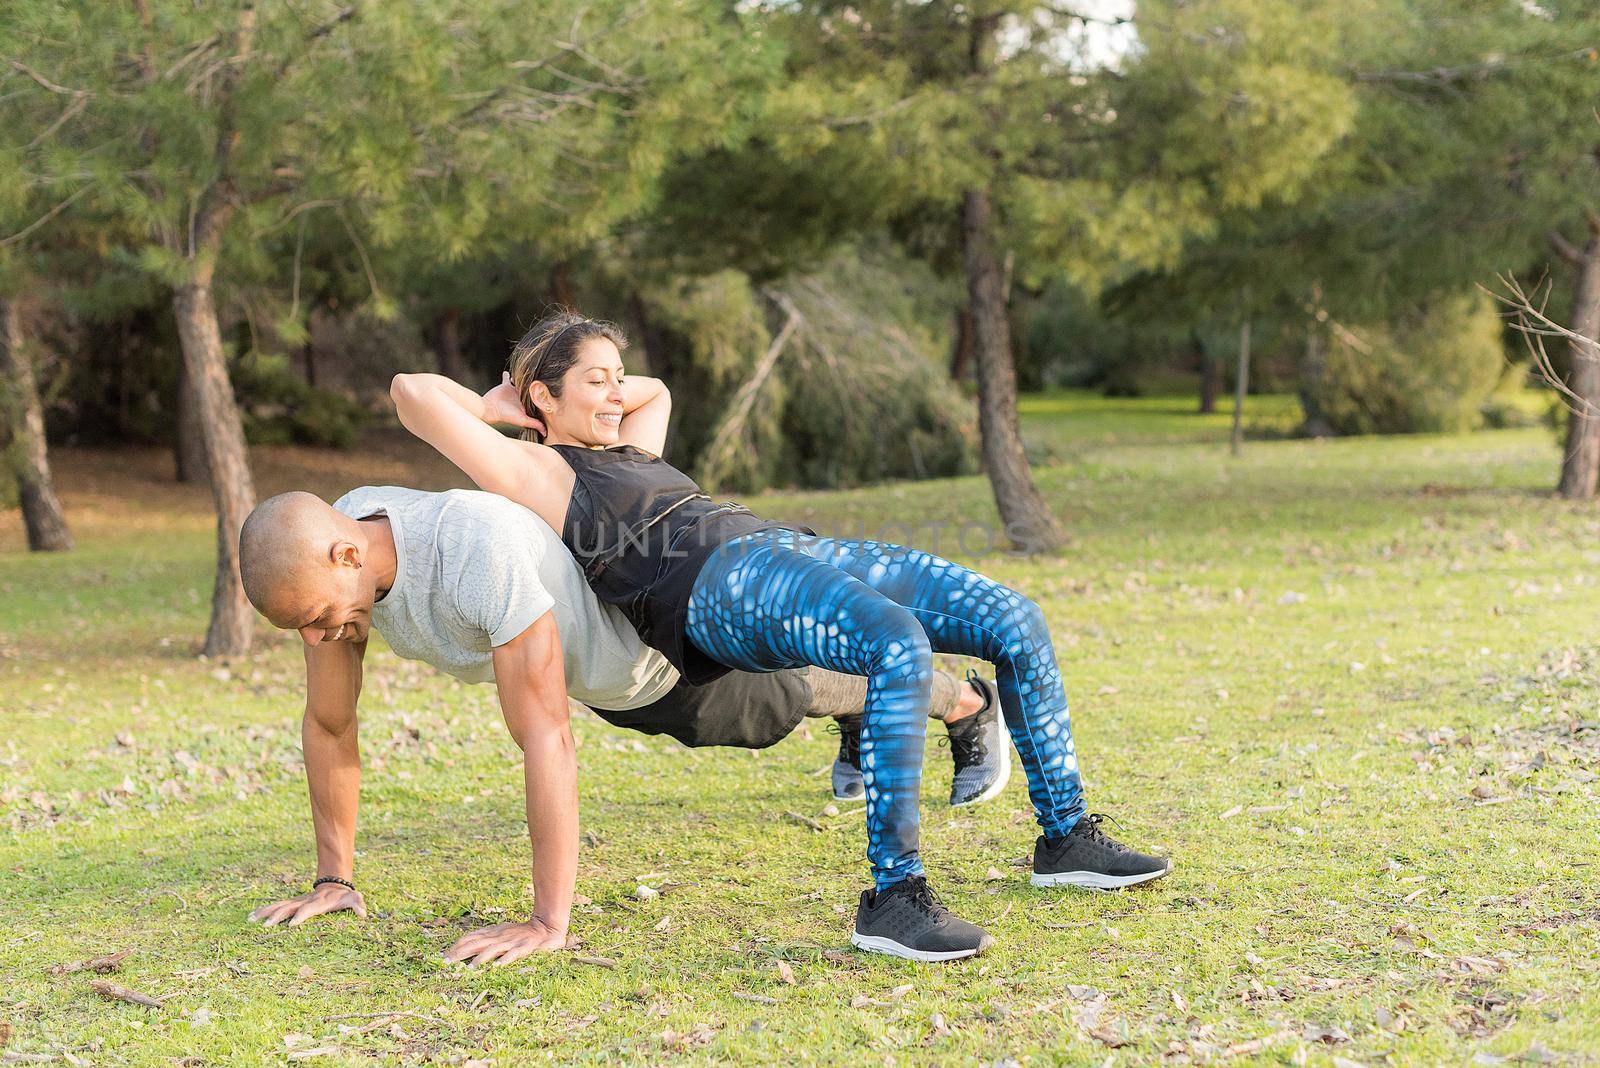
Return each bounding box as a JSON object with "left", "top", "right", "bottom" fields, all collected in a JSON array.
[
  {"left": 776, "top": 960, "right": 795, "bottom": 985},
  {"left": 49, "top": 950, "right": 130, "bottom": 976},
  {"left": 1375, "top": 1006, "right": 1407, "bottom": 1034},
  {"left": 573, "top": 955, "right": 616, "bottom": 969},
  {"left": 1303, "top": 1023, "right": 1350, "bottom": 1045},
  {"left": 286, "top": 1047, "right": 340, "bottom": 1061},
  {"left": 89, "top": 979, "right": 163, "bottom": 1009},
  {"left": 783, "top": 810, "right": 825, "bottom": 832},
  {"left": 1452, "top": 955, "right": 1508, "bottom": 975},
  {"left": 1087, "top": 1026, "right": 1128, "bottom": 1048},
  {"left": 985, "top": 866, "right": 1007, "bottom": 881}
]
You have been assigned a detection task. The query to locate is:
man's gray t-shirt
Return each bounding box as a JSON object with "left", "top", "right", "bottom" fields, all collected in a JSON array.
[{"left": 333, "top": 486, "right": 679, "bottom": 709}]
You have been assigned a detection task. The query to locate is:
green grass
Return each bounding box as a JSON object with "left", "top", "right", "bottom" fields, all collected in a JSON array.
[{"left": 3, "top": 393, "right": 1598, "bottom": 1065}]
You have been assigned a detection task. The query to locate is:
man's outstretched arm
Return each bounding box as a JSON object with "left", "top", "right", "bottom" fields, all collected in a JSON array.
[
  {"left": 250, "top": 639, "right": 369, "bottom": 926},
  {"left": 444, "top": 611, "right": 577, "bottom": 966}
]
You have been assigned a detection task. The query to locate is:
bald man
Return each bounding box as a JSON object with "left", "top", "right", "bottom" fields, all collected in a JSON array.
[{"left": 237, "top": 486, "right": 1003, "bottom": 967}]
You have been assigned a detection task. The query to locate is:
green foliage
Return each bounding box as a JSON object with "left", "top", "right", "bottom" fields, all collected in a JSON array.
[
  {"left": 638, "top": 246, "right": 975, "bottom": 492},
  {"left": 1310, "top": 293, "right": 1510, "bottom": 435},
  {"left": 233, "top": 354, "right": 366, "bottom": 448}
]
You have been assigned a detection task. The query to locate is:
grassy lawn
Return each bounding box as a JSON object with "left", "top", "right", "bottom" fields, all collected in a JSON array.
[{"left": 3, "top": 392, "right": 1598, "bottom": 1065}]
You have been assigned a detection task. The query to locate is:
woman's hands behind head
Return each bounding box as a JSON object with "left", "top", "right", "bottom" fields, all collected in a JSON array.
[{"left": 483, "top": 372, "right": 546, "bottom": 436}]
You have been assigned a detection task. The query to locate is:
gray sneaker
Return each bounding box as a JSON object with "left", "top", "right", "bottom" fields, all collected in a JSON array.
[
  {"left": 944, "top": 673, "right": 1011, "bottom": 807},
  {"left": 850, "top": 875, "right": 994, "bottom": 962},
  {"left": 829, "top": 715, "right": 864, "bottom": 802}
]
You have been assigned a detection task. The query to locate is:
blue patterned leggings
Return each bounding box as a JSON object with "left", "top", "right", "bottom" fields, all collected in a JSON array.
[{"left": 685, "top": 529, "right": 1084, "bottom": 889}]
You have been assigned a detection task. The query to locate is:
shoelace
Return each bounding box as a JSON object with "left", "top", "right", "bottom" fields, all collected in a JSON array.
[
  {"left": 939, "top": 716, "right": 988, "bottom": 766},
  {"left": 827, "top": 717, "right": 862, "bottom": 766},
  {"left": 938, "top": 671, "right": 992, "bottom": 765},
  {"left": 1076, "top": 812, "right": 1132, "bottom": 854},
  {"left": 892, "top": 875, "right": 948, "bottom": 919}
]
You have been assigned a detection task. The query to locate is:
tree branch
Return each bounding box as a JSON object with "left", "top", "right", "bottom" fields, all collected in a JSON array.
[
  {"left": 1550, "top": 229, "right": 1585, "bottom": 265},
  {"left": 1352, "top": 45, "right": 1599, "bottom": 87},
  {"left": 5, "top": 58, "right": 90, "bottom": 97},
  {"left": 275, "top": 4, "right": 360, "bottom": 79},
  {"left": 1485, "top": 273, "right": 1600, "bottom": 419},
  {"left": 0, "top": 184, "right": 94, "bottom": 248},
  {"left": 697, "top": 291, "right": 803, "bottom": 490}
]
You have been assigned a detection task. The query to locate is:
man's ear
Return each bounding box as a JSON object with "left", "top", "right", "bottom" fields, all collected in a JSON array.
[{"left": 330, "top": 539, "right": 363, "bottom": 570}]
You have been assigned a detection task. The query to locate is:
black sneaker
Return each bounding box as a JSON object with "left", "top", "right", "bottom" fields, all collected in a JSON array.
[
  {"left": 942, "top": 672, "right": 1011, "bottom": 807},
  {"left": 829, "top": 715, "right": 864, "bottom": 802},
  {"left": 850, "top": 875, "right": 995, "bottom": 962},
  {"left": 1031, "top": 813, "right": 1172, "bottom": 890}
]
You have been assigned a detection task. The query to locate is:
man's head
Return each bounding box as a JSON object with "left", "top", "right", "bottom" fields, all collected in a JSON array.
[{"left": 239, "top": 491, "right": 380, "bottom": 646}]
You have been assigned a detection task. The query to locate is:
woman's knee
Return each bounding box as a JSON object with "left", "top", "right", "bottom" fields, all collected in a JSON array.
[
  {"left": 992, "top": 593, "right": 1052, "bottom": 655},
  {"left": 865, "top": 603, "right": 934, "bottom": 683}
]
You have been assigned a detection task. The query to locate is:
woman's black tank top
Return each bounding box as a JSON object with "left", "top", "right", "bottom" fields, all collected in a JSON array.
[{"left": 550, "top": 444, "right": 810, "bottom": 684}]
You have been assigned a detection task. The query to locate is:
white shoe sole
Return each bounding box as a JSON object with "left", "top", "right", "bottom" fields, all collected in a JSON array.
[
  {"left": 832, "top": 788, "right": 864, "bottom": 803},
  {"left": 1030, "top": 861, "right": 1172, "bottom": 890},
  {"left": 950, "top": 737, "right": 1012, "bottom": 808},
  {"left": 849, "top": 931, "right": 988, "bottom": 962}
]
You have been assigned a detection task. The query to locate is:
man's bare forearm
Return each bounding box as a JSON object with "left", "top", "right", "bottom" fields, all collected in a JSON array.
[
  {"left": 519, "top": 724, "right": 578, "bottom": 935},
  {"left": 304, "top": 712, "right": 361, "bottom": 879}
]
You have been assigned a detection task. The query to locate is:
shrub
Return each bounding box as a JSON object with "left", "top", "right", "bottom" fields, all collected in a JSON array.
[
  {"left": 1310, "top": 293, "right": 1509, "bottom": 435},
  {"left": 233, "top": 354, "right": 367, "bottom": 448},
  {"left": 647, "top": 246, "right": 976, "bottom": 493}
]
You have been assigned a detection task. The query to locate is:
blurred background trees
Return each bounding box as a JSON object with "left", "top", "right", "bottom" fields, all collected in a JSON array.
[{"left": 3, "top": 0, "right": 1599, "bottom": 650}]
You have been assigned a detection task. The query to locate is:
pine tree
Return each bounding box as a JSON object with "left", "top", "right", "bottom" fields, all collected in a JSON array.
[
  {"left": 744, "top": 0, "right": 1355, "bottom": 550},
  {"left": 2, "top": 0, "right": 758, "bottom": 652}
]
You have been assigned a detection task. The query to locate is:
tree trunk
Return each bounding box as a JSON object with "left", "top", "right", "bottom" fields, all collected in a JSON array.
[
  {"left": 961, "top": 187, "right": 1064, "bottom": 553},
  {"left": 549, "top": 261, "right": 577, "bottom": 311},
  {"left": 0, "top": 295, "right": 73, "bottom": 551},
  {"left": 173, "top": 278, "right": 257, "bottom": 656},
  {"left": 174, "top": 358, "right": 210, "bottom": 484},
  {"left": 1231, "top": 319, "right": 1251, "bottom": 458},
  {"left": 1557, "top": 233, "right": 1600, "bottom": 499},
  {"left": 949, "top": 306, "right": 974, "bottom": 381},
  {"left": 1196, "top": 330, "right": 1221, "bottom": 414},
  {"left": 626, "top": 291, "right": 659, "bottom": 378},
  {"left": 433, "top": 307, "right": 469, "bottom": 381}
]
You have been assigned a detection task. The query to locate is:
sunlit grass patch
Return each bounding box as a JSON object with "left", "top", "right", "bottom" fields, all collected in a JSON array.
[{"left": 2, "top": 399, "right": 1596, "bottom": 1064}]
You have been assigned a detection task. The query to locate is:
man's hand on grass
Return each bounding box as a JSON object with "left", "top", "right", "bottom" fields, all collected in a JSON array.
[
  {"left": 443, "top": 918, "right": 567, "bottom": 967},
  {"left": 249, "top": 883, "right": 367, "bottom": 927}
]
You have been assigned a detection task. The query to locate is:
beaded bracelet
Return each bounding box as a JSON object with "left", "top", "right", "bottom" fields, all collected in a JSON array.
[{"left": 312, "top": 876, "right": 356, "bottom": 893}]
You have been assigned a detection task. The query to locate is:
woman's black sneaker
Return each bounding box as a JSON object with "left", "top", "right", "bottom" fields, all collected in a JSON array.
[
  {"left": 1031, "top": 813, "right": 1172, "bottom": 890},
  {"left": 829, "top": 715, "right": 864, "bottom": 801},
  {"left": 850, "top": 875, "right": 995, "bottom": 962}
]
